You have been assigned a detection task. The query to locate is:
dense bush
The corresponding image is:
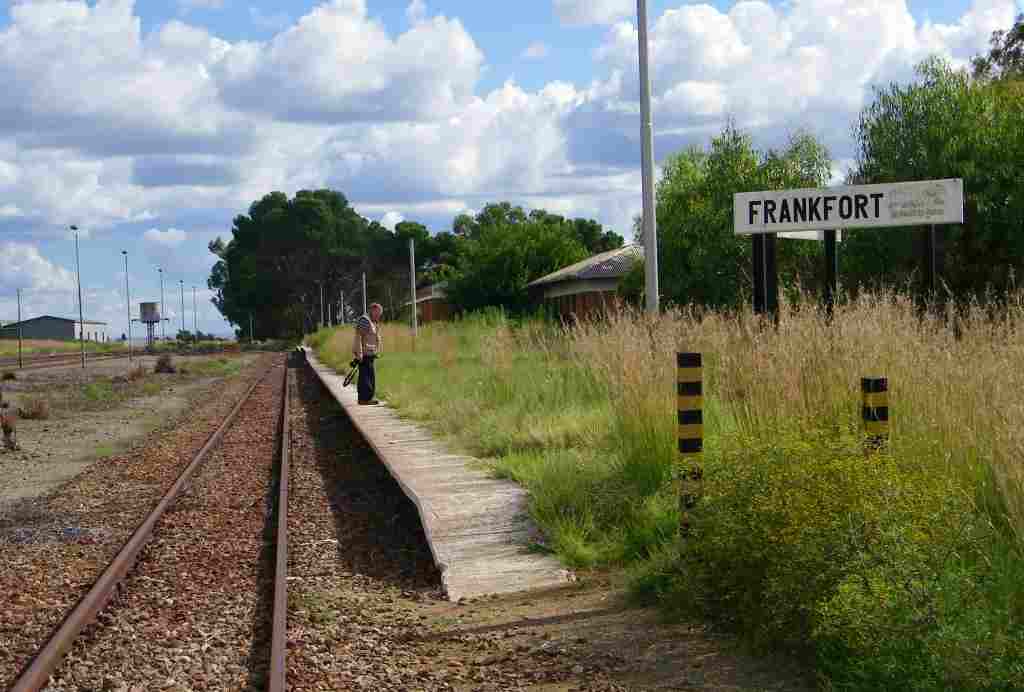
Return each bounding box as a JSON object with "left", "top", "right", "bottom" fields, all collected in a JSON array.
[{"left": 154, "top": 354, "right": 176, "bottom": 374}]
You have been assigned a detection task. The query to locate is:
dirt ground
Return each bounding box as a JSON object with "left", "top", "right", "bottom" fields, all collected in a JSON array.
[{"left": 0, "top": 354, "right": 259, "bottom": 503}]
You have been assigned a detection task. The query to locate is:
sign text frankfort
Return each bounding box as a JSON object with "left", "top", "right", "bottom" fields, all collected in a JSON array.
[{"left": 734, "top": 179, "right": 964, "bottom": 235}]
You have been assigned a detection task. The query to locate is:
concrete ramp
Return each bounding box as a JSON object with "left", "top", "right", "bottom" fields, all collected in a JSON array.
[{"left": 302, "top": 348, "right": 573, "bottom": 601}]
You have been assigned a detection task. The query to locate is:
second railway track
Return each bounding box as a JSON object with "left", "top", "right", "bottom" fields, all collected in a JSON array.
[{"left": 8, "top": 356, "right": 293, "bottom": 692}]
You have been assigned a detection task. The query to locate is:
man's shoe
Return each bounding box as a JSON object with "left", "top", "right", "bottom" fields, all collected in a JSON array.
[{"left": 358, "top": 399, "right": 379, "bottom": 405}]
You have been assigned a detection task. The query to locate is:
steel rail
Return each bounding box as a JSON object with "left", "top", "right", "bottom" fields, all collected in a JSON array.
[
  {"left": 0, "top": 352, "right": 128, "bottom": 371},
  {"left": 268, "top": 365, "right": 291, "bottom": 692},
  {"left": 10, "top": 364, "right": 275, "bottom": 692}
]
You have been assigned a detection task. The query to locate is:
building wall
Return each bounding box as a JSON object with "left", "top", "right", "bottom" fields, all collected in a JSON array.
[
  {"left": 419, "top": 299, "right": 452, "bottom": 324},
  {"left": 548, "top": 289, "right": 621, "bottom": 322},
  {"left": 541, "top": 279, "right": 624, "bottom": 322},
  {"left": 75, "top": 323, "right": 110, "bottom": 343},
  {"left": 0, "top": 317, "right": 75, "bottom": 340}
]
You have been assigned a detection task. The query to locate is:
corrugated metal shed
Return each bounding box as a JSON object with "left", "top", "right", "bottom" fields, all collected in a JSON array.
[{"left": 527, "top": 245, "right": 644, "bottom": 288}]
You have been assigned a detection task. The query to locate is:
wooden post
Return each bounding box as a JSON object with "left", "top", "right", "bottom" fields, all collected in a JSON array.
[
  {"left": 677, "top": 352, "right": 704, "bottom": 535},
  {"left": 861, "top": 376, "right": 889, "bottom": 451}
]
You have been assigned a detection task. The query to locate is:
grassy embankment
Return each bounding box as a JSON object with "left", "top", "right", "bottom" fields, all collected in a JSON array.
[
  {"left": 0, "top": 339, "right": 126, "bottom": 357},
  {"left": 309, "top": 294, "right": 1024, "bottom": 691}
]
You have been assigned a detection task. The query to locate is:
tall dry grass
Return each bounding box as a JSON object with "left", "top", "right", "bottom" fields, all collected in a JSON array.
[{"left": 571, "top": 291, "right": 1024, "bottom": 543}]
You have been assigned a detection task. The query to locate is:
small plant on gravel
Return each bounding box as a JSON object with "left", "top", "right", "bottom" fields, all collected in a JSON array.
[
  {"left": 1, "top": 371, "right": 16, "bottom": 381},
  {"left": 127, "top": 364, "right": 147, "bottom": 381},
  {"left": 154, "top": 354, "right": 176, "bottom": 374},
  {"left": 18, "top": 396, "right": 50, "bottom": 420}
]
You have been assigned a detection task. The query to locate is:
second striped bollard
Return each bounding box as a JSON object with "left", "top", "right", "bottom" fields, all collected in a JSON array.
[{"left": 677, "top": 352, "right": 703, "bottom": 536}]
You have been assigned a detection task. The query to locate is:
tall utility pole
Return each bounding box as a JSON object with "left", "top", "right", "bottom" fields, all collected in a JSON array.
[
  {"left": 340, "top": 290, "right": 345, "bottom": 324},
  {"left": 71, "top": 225, "right": 85, "bottom": 368},
  {"left": 249, "top": 313, "right": 254, "bottom": 343},
  {"left": 361, "top": 272, "right": 367, "bottom": 315},
  {"left": 16, "top": 288, "right": 23, "bottom": 369},
  {"left": 122, "top": 250, "right": 132, "bottom": 361},
  {"left": 409, "top": 238, "right": 418, "bottom": 339},
  {"left": 192, "top": 286, "right": 198, "bottom": 337},
  {"left": 637, "top": 0, "right": 660, "bottom": 314},
  {"left": 319, "top": 281, "right": 325, "bottom": 329},
  {"left": 179, "top": 280, "right": 185, "bottom": 339},
  {"left": 158, "top": 268, "right": 166, "bottom": 341}
]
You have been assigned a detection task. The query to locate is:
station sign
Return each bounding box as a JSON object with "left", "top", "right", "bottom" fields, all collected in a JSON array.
[{"left": 734, "top": 179, "right": 964, "bottom": 235}]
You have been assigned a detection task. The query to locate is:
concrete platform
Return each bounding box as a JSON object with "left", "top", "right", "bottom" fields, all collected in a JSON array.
[{"left": 302, "top": 348, "right": 574, "bottom": 601}]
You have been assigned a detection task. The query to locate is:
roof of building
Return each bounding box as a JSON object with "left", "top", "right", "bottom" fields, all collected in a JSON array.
[
  {"left": 527, "top": 244, "right": 644, "bottom": 288},
  {"left": 0, "top": 315, "right": 108, "bottom": 327}
]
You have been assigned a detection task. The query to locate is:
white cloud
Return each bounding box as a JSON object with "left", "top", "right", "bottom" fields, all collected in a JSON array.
[
  {"left": 406, "top": 0, "right": 427, "bottom": 24},
  {"left": 0, "top": 242, "right": 77, "bottom": 298},
  {"left": 584, "top": 0, "right": 1019, "bottom": 159},
  {"left": 144, "top": 228, "right": 188, "bottom": 248},
  {"left": 213, "top": 1, "right": 484, "bottom": 122},
  {"left": 522, "top": 41, "right": 550, "bottom": 60},
  {"left": 554, "top": 0, "right": 632, "bottom": 26},
  {"left": 379, "top": 211, "right": 404, "bottom": 230}
]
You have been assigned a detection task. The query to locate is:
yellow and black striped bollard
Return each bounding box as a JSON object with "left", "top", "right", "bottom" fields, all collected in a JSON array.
[
  {"left": 677, "top": 353, "right": 703, "bottom": 536},
  {"left": 861, "top": 376, "right": 889, "bottom": 451}
]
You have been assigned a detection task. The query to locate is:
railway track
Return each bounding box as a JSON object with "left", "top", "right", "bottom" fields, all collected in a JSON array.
[
  {"left": 0, "top": 352, "right": 130, "bottom": 372},
  {"left": 8, "top": 358, "right": 293, "bottom": 692}
]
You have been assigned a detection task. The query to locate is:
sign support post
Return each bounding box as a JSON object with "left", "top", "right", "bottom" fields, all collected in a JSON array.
[{"left": 824, "top": 230, "right": 838, "bottom": 317}]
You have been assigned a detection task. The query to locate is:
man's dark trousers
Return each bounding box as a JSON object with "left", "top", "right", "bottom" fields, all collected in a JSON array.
[{"left": 357, "top": 355, "right": 376, "bottom": 402}]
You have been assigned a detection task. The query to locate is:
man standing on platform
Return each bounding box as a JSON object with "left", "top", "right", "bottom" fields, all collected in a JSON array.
[{"left": 352, "top": 302, "right": 383, "bottom": 405}]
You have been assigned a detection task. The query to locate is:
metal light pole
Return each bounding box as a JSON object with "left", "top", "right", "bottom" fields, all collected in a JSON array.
[
  {"left": 179, "top": 280, "right": 185, "bottom": 340},
  {"left": 319, "top": 281, "right": 325, "bottom": 329},
  {"left": 192, "top": 286, "right": 198, "bottom": 338},
  {"left": 637, "top": 0, "right": 659, "bottom": 314},
  {"left": 409, "top": 238, "right": 418, "bottom": 339},
  {"left": 16, "top": 288, "right": 23, "bottom": 369},
  {"left": 340, "top": 290, "right": 345, "bottom": 324},
  {"left": 71, "top": 225, "right": 85, "bottom": 368},
  {"left": 122, "top": 250, "right": 132, "bottom": 361},
  {"left": 158, "top": 268, "right": 166, "bottom": 341},
  {"left": 361, "top": 272, "right": 367, "bottom": 315},
  {"left": 249, "top": 313, "right": 254, "bottom": 343}
]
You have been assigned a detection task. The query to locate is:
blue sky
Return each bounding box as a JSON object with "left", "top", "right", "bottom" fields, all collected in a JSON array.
[{"left": 0, "top": 0, "right": 1020, "bottom": 337}]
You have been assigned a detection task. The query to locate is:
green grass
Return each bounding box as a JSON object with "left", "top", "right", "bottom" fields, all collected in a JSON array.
[
  {"left": 312, "top": 299, "right": 1024, "bottom": 691},
  {"left": 0, "top": 339, "right": 127, "bottom": 357},
  {"left": 188, "top": 357, "right": 242, "bottom": 377}
]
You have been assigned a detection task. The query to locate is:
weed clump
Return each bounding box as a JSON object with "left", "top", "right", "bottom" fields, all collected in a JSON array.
[
  {"left": 154, "top": 354, "right": 176, "bottom": 374},
  {"left": 1, "top": 371, "right": 16, "bottom": 381},
  {"left": 18, "top": 397, "right": 49, "bottom": 420},
  {"left": 127, "top": 364, "right": 147, "bottom": 381}
]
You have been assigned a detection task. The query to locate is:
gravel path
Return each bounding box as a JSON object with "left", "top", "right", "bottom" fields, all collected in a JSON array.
[{"left": 0, "top": 354, "right": 275, "bottom": 689}]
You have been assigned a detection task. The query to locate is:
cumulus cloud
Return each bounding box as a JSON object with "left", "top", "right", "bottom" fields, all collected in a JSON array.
[
  {"left": 406, "top": 0, "right": 427, "bottom": 24},
  {"left": 144, "top": 228, "right": 189, "bottom": 248},
  {"left": 580, "top": 0, "right": 1019, "bottom": 165},
  {"left": 0, "top": 241, "right": 76, "bottom": 294},
  {"left": 554, "top": 0, "right": 632, "bottom": 26},
  {"left": 522, "top": 41, "right": 550, "bottom": 59},
  {"left": 379, "top": 211, "right": 405, "bottom": 230},
  {"left": 212, "top": 1, "right": 484, "bottom": 123}
]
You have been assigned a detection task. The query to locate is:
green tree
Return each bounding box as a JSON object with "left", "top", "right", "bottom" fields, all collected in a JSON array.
[
  {"left": 653, "top": 124, "right": 831, "bottom": 309},
  {"left": 445, "top": 211, "right": 590, "bottom": 314},
  {"left": 850, "top": 56, "right": 1024, "bottom": 296},
  {"left": 971, "top": 13, "right": 1024, "bottom": 82}
]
